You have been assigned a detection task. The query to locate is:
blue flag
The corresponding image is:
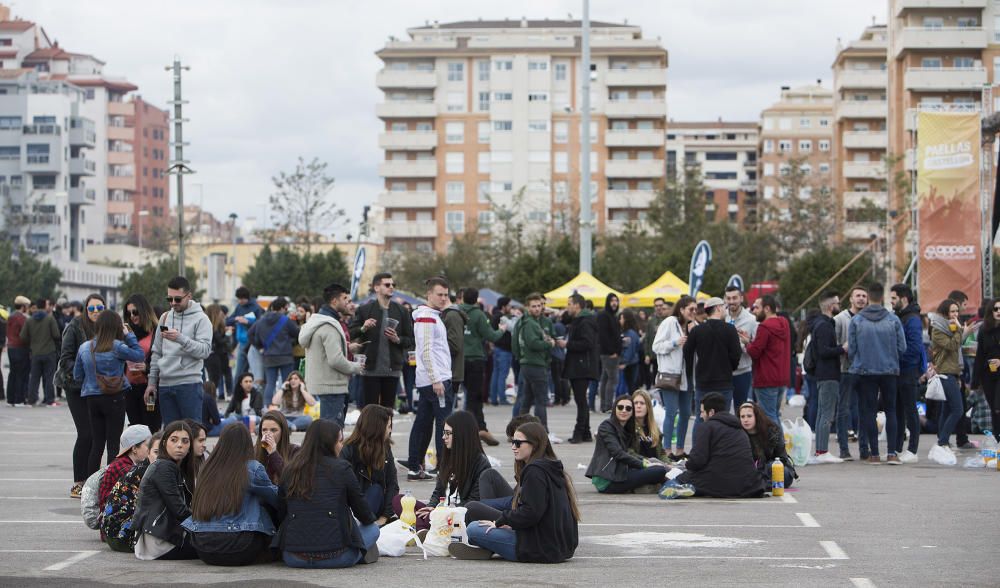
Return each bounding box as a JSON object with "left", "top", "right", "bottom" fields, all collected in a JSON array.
[
  {"left": 350, "top": 247, "right": 366, "bottom": 300},
  {"left": 688, "top": 240, "right": 712, "bottom": 298}
]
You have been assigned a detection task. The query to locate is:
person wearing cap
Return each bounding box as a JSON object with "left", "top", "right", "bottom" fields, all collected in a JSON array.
[
  {"left": 682, "top": 297, "right": 742, "bottom": 444},
  {"left": 98, "top": 424, "right": 152, "bottom": 511},
  {"left": 6, "top": 295, "right": 32, "bottom": 407}
]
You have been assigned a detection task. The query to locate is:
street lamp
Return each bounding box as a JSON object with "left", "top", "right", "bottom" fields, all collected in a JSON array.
[
  {"left": 137, "top": 209, "right": 150, "bottom": 249},
  {"left": 228, "top": 213, "right": 238, "bottom": 297}
]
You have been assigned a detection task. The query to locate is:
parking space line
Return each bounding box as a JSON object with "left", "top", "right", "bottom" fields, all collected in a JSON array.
[
  {"left": 850, "top": 578, "right": 877, "bottom": 588},
  {"left": 796, "top": 513, "right": 821, "bottom": 527},
  {"left": 0, "top": 521, "right": 83, "bottom": 524},
  {"left": 580, "top": 522, "right": 814, "bottom": 529},
  {"left": 0, "top": 479, "right": 71, "bottom": 482},
  {"left": 780, "top": 494, "right": 798, "bottom": 503},
  {"left": 0, "top": 497, "right": 73, "bottom": 500},
  {"left": 43, "top": 550, "right": 100, "bottom": 571},
  {"left": 578, "top": 497, "right": 796, "bottom": 506},
  {"left": 820, "top": 540, "right": 849, "bottom": 560}
]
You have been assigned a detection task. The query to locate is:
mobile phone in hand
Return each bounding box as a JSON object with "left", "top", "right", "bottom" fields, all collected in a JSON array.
[{"left": 160, "top": 325, "right": 169, "bottom": 332}]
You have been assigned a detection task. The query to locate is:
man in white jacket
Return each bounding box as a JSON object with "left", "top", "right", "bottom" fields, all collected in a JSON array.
[
  {"left": 298, "top": 283, "right": 362, "bottom": 427},
  {"left": 401, "top": 277, "right": 453, "bottom": 482}
]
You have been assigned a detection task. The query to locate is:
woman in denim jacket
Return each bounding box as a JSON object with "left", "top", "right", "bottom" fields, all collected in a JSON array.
[
  {"left": 73, "top": 310, "right": 145, "bottom": 478},
  {"left": 182, "top": 423, "right": 279, "bottom": 566}
]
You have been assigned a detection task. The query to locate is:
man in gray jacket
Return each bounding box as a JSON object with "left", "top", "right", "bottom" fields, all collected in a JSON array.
[
  {"left": 146, "top": 276, "right": 213, "bottom": 425},
  {"left": 725, "top": 287, "right": 758, "bottom": 407},
  {"left": 834, "top": 286, "right": 868, "bottom": 460},
  {"left": 299, "top": 283, "right": 362, "bottom": 427}
]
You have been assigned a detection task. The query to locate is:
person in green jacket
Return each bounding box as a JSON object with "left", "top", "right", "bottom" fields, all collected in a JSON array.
[
  {"left": 459, "top": 288, "right": 506, "bottom": 446},
  {"left": 512, "top": 293, "right": 554, "bottom": 431},
  {"left": 21, "top": 298, "right": 61, "bottom": 406}
]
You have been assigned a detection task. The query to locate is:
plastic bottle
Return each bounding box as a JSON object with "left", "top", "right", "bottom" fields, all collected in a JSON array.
[
  {"left": 425, "top": 447, "right": 437, "bottom": 471},
  {"left": 771, "top": 459, "right": 785, "bottom": 497},
  {"left": 984, "top": 432, "right": 997, "bottom": 466},
  {"left": 436, "top": 496, "right": 447, "bottom": 509},
  {"left": 400, "top": 491, "right": 417, "bottom": 527}
]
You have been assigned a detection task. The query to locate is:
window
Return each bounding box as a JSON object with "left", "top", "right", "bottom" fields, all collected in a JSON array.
[
  {"left": 705, "top": 191, "right": 715, "bottom": 202},
  {"left": 778, "top": 140, "right": 792, "bottom": 153},
  {"left": 819, "top": 140, "right": 831, "bottom": 152},
  {"left": 705, "top": 172, "right": 737, "bottom": 180},
  {"left": 528, "top": 61, "right": 548, "bottom": 71},
  {"left": 0, "top": 146, "right": 18, "bottom": 160},
  {"left": 477, "top": 152, "right": 490, "bottom": 173},
  {"left": 446, "top": 182, "right": 465, "bottom": 203},
  {"left": 445, "top": 211, "right": 464, "bottom": 234},
  {"left": 555, "top": 63, "right": 567, "bottom": 81},
  {"left": 478, "top": 121, "right": 490, "bottom": 143},
  {"left": 478, "top": 181, "right": 490, "bottom": 203},
  {"left": 554, "top": 121, "right": 568, "bottom": 143},
  {"left": 0, "top": 116, "right": 21, "bottom": 129},
  {"left": 801, "top": 187, "right": 812, "bottom": 200},
  {"left": 445, "top": 122, "right": 464, "bottom": 143},
  {"left": 819, "top": 119, "right": 830, "bottom": 127},
  {"left": 528, "top": 92, "right": 548, "bottom": 102},
  {"left": 493, "top": 120, "right": 512, "bottom": 131},
  {"left": 801, "top": 164, "right": 812, "bottom": 175},
  {"left": 705, "top": 152, "right": 737, "bottom": 161},
  {"left": 763, "top": 140, "right": 774, "bottom": 153},
  {"left": 478, "top": 92, "right": 490, "bottom": 112},
  {"left": 494, "top": 60, "right": 513, "bottom": 71},
  {"left": 555, "top": 152, "right": 568, "bottom": 173},
  {"left": 764, "top": 163, "right": 775, "bottom": 177},
  {"left": 922, "top": 57, "right": 943, "bottom": 68},
  {"left": 799, "top": 118, "right": 811, "bottom": 128},
  {"left": 778, "top": 118, "right": 791, "bottom": 130},
  {"left": 819, "top": 163, "right": 830, "bottom": 174},
  {"left": 493, "top": 92, "right": 512, "bottom": 102},
  {"left": 478, "top": 211, "right": 495, "bottom": 233},
  {"left": 26, "top": 143, "right": 49, "bottom": 164},
  {"left": 416, "top": 122, "right": 433, "bottom": 131},
  {"left": 478, "top": 60, "right": 490, "bottom": 81},
  {"left": 799, "top": 140, "right": 812, "bottom": 153},
  {"left": 528, "top": 151, "right": 550, "bottom": 163},
  {"left": 447, "top": 92, "right": 464, "bottom": 112},
  {"left": 390, "top": 122, "right": 407, "bottom": 132},
  {"left": 579, "top": 121, "right": 597, "bottom": 143},
  {"left": 447, "top": 62, "right": 464, "bottom": 82},
  {"left": 954, "top": 57, "right": 974, "bottom": 68},
  {"left": 957, "top": 17, "right": 978, "bottom": 27},
  {"left": 728, "top": 191, "right": 738, "bottom": 204},
  {"left": 554, "top": 181, "right": 568, "bottom": 203},
  {"left": 390, "top": 182, "right": 406, "bottom": 191},
  {"left": 764, "top": 186, "right": 775, "bottom": 199},
  {"left": 528, "top": 120, "right": 548, "bottom": 132},
  {"left": 445, "top": 152, "right": 464, "bottom": 173},
  {"left": 492, "top": 181, "right": 513, "bottom": 192}
]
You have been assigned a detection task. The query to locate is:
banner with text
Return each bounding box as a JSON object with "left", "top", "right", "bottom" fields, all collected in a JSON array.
[{"left": 916, "top": 111, "right": 982, "bottom": 309}]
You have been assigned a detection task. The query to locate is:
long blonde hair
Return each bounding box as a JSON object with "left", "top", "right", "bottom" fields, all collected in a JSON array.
[{"left": 632, "top": 389, "right": 662, "bottom": 449}]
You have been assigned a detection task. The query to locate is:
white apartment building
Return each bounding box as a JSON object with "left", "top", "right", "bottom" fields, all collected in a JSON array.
[{"left": 374, "top": 18, "right": 668, "bottom": 253}]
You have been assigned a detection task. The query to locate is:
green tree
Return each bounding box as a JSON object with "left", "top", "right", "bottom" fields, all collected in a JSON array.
[
  {"left": 495, "top": 236, "right": 578, "bottom": 301},
  {"left": 119, "top": 257, "right": 200, "bottom": 306},
  {"left": 269, "top": 157, "right": 345, "bottom": 253},
  {"left": 392, "top": 234, "right": 489, "bottom": 294},
  {"left": 0, "top": 242, "right": 62, "bottom": 304},
  {"left": 778, "top": 246, "right": 872, "bottom": 312},
  {"left": 242, "top": 245, "right": 350, "bottom": 302},
  {"left": 593, "top": 227, "right": 662, "bottom": 293},
  {"left": 761, "top": 155, "right": 837, "bottom": 265}
]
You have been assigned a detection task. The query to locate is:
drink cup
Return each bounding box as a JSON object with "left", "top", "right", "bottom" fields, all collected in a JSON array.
[
  {"left": 356, "top": 354, "right": 367, "bottom": 369},
  {"left": 408, "top": 351, "right": 417, "bottom": 366},
  {"left": 990, "top": 360, "right": 999, "bottom": 373},
  {"left": 145, "top": 393, "right": 155, "bottom": 412},
  {"left": 386, "top": 318, "right": 400, "bottom": 332},
  {"left": 949, "top": 323, "right": 958, "bottom": 332}
]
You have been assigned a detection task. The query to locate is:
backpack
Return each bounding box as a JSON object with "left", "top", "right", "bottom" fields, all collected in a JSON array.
[
  {"left": 802, "top": 335, "right": 817, "bottom": 376},
  {"left": 80, "top": 466, "right": 106, "bottom": 530},
  {"left": 100, "top": 461, "right": 148, "bottom": 545}
]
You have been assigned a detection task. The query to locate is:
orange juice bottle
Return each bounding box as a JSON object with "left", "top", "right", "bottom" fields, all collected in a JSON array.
[
  {"left": 400, "top": 491, "right": 417, "bottom": 527},
  {"left": 771, "top": 459, "right": 785, "bottom": 496}
]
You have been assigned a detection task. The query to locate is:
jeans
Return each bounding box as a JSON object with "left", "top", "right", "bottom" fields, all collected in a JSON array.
[
  {"left": 570, "top": 379, "right": 593, "bottom": 439},
  {"left": 588, "top": 379, "right": 598, "bottom": 411},
  {"left": 159, "top": 382, "right": 204, "bottom": 426},
  {"left": 732, "top": 371, "right": 752, "bottom": 408},
  {"left": 753, "top": 387, "right": 782, "bottom": 427},
  {"left": 837, "top": 373, "right": 863, "bottom": 454},
  {"left": 550, "top": 358, "right": 569, "bottom": 404},
  {"left": 598, "top": 355, "right": 619, "bottom": 412},
  {"left": 287, "top": 415, "right": 314, "bottom": 431},
  {"left": 263, "top": 363, "right": 295, "bottom": 406},
  {"left": 490, "top": 348, "right": 513, "bottom": 405},
  {"left": 364, "top": 483, "right": 385, "bottom": 516},
  {"left": 402, "top": 365, "right": 416, "bottom": 411},
  {"left": 937, "top": 375, "right": 964, "bottom": 446},
  {"left": 693, "top": 388, "right": 732, "bottom": 443},
  {"left": 661, "top": 387, "right": 693, "bottom": 452},
  {"left": 518, "top": 364, "right": 549, "bottom": 430},
  {"left": 27, "top": 352, "right": 57, "bottom": 404},
  {"left": 65, "top": 386, "right": 92, "bottom": 482},
  {"left": 857, "top": 374, "right": 898, "bottom": 458},
  {"left": 814, "top": 379, "right": 840, "bottom": 453},
  {"left": 467, "top": 521, "right": 517, "bottom": 561},
  {"left": 318, "top": 394, "right": 348, "bottom": 427},
  {"left": 234, "top": 343, "right": 249, "bottom": 385},
  {"left": 600, "top": 466, "right": 668, "bottom": 494},
  {"left": 282, "top": 520, "right": 379, "bottom": 568},
  {"left": 894, "top": 368, "right": 920, "bottom": 454},
  {"left": 7, "top": 347, "right": 30, "bottom": 405},
  {"left": 362, "top": 376, "right": 399, "bottom": 409},
  {"left": 464, "top": 359, "right": 488, "bottom": 431},
  {"left": 86, "top": 392, "right": 126, "bottom": 476},
  {"left": 405, "top": 381, "right": 453, "bottom": 471}
]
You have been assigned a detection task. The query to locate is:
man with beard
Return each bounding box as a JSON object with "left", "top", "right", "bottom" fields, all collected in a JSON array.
[
  {"left": 743, "top": 295, "right": 791, "bottom": 426},
  {"left": 890, "top": 283, "right": 924, "bottom": 464}
]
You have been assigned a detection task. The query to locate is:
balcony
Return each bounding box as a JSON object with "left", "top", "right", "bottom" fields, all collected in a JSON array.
[
  {"left": 378, "top": 131, "right": 437, "bottom": 150},
  {"left": 107, "top": 101, "right": 134, "bottom": 117},
  {"left": 376, "top": 101, "right": 436, "bottom": 118},
  {"left": 23, "top": 153, "right": 59, "bottom": 173},
  {"left": 904, "top": 66, "right": 987, "bottom": 91},
  {"left": 893, "top": 27, "right": 987, "bottom": 58},
  {"left": 843, "top": 191, "right": 888, "bottom": 208},
  {"left": 378, "top": 190, "right": 437, "bottom": 208},
  {"left": 904, "top": 102, "right": 981, "bottom": 130},
  {"left": 378, "top": 160, "right": 437, "bottom": 178},
  {"left": 843, "top": 221, "right": 882, "bottom": 241},
  {"left": 108, "top": 150, "right": 133, "bottom": 165},
  {"left": 842, "top": 131, "right": 888, "bottom": 149},
  {"left": 740, "top": 179, "right": 758, "bottom": 192},
  {"left": 834, "top": 69, "right": 887, "bottom": 92},
  {"left": 605, "top": 190, "right": 656, "bottom": 208},
  {"left": 68, "top": 118, "right": 96, "bottom": 147},
  {"left": 843, "top": 161, "right": 886, "bottom": 179},
  {"left": 605, "top": 68, "right": 668, "bottom": 87},
  {"left": 895, "top": 0, "right": 987, "bottom": 16},
  {"left": 605, "top": 99, "right": 667, "bottom": 118},
  {"left": 605, "top": 129, "right": 664, "bottom": 147},
  {"left": 69, "top": 156, "right": 96, "bottom": 176},
  {"left": 22, "top": 124, "right": 60, "bottom": 136},
  {"left": 107, "top": 175, "right": 136, "bottom": 191},
  {"left": 383, "top": 221, "right": 437, "bottom": 239},
  {"left": 835, "top": 101, "right": 888, "bottom": 120},
  {"left": 605, "top": 159, "right": 664, "bottom": 178},
  {"left": 107, "top": 125, "right": 133, "bottom": 141},
  {"left": 376, "top": 69, "right": 437, "bottom": 89},
  {"left": 69, "top": 186, "right": 97, "bottom": 205}
]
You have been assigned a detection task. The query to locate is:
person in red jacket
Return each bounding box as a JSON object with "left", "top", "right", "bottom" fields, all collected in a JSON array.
[{"left": 742, "top": 295, "right": 791, "bottom": 426}]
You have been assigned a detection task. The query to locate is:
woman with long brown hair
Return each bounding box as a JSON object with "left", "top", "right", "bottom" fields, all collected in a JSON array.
[
  {"left": 122, "top": 294, "right": 160, "bottom": 431},
  {"left": 451, "top": 422, "right": 579, "bottom": 563},
  {"left": 255, "top": 410, "right": 300, "bottom": 485},
  {"left": 204, "top": 304, "right": 232, "bottom": 400},
  {"left": 652, "top": 295, "right": 697, "bottom": 460},
  {"left": 738, "top": 402, "right": 795, "bottom": 489},
  {"left": 182, "top": 423, "right": 278, "bottom": 566},
  {"left": 339, "top": 404, "right": 397, "bottom": 525},
  {"left": 268, "top": 371, "right": 317, "bottom": 431},
  {"left": 133, "top": 420, "right": 197, "bottom": 560},
  {"left": 632, "top": 389, "right": 666, "bottom": 461}
]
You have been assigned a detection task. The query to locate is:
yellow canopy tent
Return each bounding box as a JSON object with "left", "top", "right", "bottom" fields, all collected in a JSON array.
[
  {"left": 544, "top": 272, "right": 625, "bottom": 308},
  {"left": 623, "top": 271, "right": 711, "bottom": 307}
]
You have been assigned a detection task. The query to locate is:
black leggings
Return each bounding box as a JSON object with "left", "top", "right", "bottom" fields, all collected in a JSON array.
[
  {"left": 570, "top": 379, "right": 592, "bottom": 439},
  {"left": 65, "top": 386, "right": 92, "bottom": 483},
  {"left": 87, "top": 393, "right": 126, "bottom": 477},
  {"left": 363, "top": 376, "right": 398, "bottom": 409},
  {"left": 124, "top": 383, "right": 161, "bottom": 433},
  {"left": 478, "top": 468, "right": 514, "bottom": 500},
  {"left": 464, "top": 359, "right": 487, "bottom": 430},
  {"left": 601, "top": 466, "right": 668, "bottom": 494}
]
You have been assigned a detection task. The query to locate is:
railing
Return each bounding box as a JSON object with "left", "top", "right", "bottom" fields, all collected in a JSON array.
[
  {"left": 23, "top": 124, "right": 60, "bottom": 135},
  {"left": 26, "top": 154, "right": 50, "bottom": 164}
]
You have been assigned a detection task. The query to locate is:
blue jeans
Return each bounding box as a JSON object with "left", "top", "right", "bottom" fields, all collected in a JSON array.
[
  {"left": 27, "top": 352, "right": 57, "bottom": 404},
  {"left": 318, "top": 394, "right": 348, "bottom": 428},
  {"left": 406, "top": 381, "right": 453, "bottom": 471},
  {"left": 753, "top": 387, "right": 782, "bottom": 427},
  {"left": 234, "top": 343, "right": 249, "bottom": 385},
  {"left": 287, "top": 415, "right": 313, "bottom": 432},
  {"left": 480, "top": 496, "right": 513, "bottom": 511},
  {"left": 264, "top": 363, "right": 296, "bottom": 406},
  {"left": 467, "top": 521, "right": 517, "bottom": 561},
  {"left": 402, "top": 365, "right": 416, "bottom": 410},
  {"left": 937, "top": 375, "right": 963, "bottom": 446},
  {"left": 160, "top": 382, "right": 204, "bottom": 426},
  {"left": 814, "top": 379, "right": 840, "bottom": 453},
  {"left": 490, "top": 348, "right": 513, "bottom": 405},
  {"left": 364, "top": 484, "right": 384, "bottom": 516},
  {"left": 857, "top": 374, "right": 898, "bottom": 458},
  {"left": 588, "top": 380, "right": 598, "bottom": 411},
  {"left": 895, "top": 368, "right": 920, "bottom": 454},
  {"left": 601, "top": 465, "right": 668, "bottom": 494},
  {"left": 732, "top": 371, "right": 752, "bottom": 408},
  {"left": 693, "top": 388, "right": 732, "bottom": 443},
  {"left": 517, "top": 365, "right": 549, "bottom": 431},
  {"left": 282, "top": 520, "right": 379, "bottom": 568},
  {"left": 837, "top": 373, "right": 863, "bottom": 454},
  {"left": 208, "top": 415, "right": 240, "bottom": 436},
  {"left": 660, "top": 387, "right": 692, "bottom": 452}
]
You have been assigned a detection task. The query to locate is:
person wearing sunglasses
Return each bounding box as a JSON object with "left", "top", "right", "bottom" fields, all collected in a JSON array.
[
  {"left": 929, "top": 298, "right": 977, "bottom": 456},
  {"left": 122, "top": 295, "right": 161, "bottom": 432},
  {"left": 973, "top": 298, "right": 1000, "bottom": 443},
  {"left": 349, "top": 272, "right": 415, "bottom": 410},
  {"left": 148, "top": 276, "right": 214, "bottom": 427},
  {"left": 585, "top": 395, "right": 667, "bottom": 494}
]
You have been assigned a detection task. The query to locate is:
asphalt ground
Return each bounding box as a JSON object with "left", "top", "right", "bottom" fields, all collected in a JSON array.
[{"left": 0, "top": 395, "right": 995, "bottom": 587}]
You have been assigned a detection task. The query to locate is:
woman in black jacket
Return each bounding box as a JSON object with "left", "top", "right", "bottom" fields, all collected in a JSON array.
[
  {"left": 738, "top": 402, "right": 796, "bottom": 489},
  {"left": 277, "top": 419, "right": 379, "bottom": 568},
  {"left": 973, "top": 301, "right": 1000, "bottom": 442},
  {"left": 450, "top": 422, "right": 579, "bottom": 563},
  {"left": 585, "top": 395, "right": 667, "bottom": 493},
  {"left": 132, "top": 420, "right": 197, "bottom": 560},
  {"left": 339, "top": 405, "right": 397, "bottom": 525},
  {"left": 561, "top": 295, "right": 599, "bottom": 443}
]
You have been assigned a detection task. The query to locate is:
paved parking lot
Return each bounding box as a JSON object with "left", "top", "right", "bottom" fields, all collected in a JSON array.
[{"left": 0, "top": 399, "right": 995, "bottom": 587}]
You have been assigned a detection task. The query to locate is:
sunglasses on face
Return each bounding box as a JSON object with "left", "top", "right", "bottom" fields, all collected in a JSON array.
[
  {"left": 127, "top": 309, "right": 140, "bottom": 317},
  {"left": 993, "top": 307, "right": 1000, "bottom": 312},
  {"left": 381, "top": 283, "right": 396, "bottom": 288},
  {"left": 87, "top": 305, "right": 105, "bottom": 313},
  {"left": 166, "top": 295, "right": 187, "bottom": 304},
  {"left": 616, "top": 404, "right": 633, "bottom": 412},
  {"left": 510, "top": 439, "right": 531, "bottom": 448}
]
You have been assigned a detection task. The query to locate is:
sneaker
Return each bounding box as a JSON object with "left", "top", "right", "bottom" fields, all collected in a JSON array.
[
  {"left": 899, "top": 450, "right": 918, "bottom": 464},
  {"left": 956, "top": 442, "right": 975, "bottom": 450},
  {"left": 839, "top": 451, "right": 855, "bottom": 461},
  {"left": 885, "top": 454, "right": 902, "bottom": 465},
  {"left": 43, "top": 401, "right": 61, "bottom": 407},
  {"left": 848, "top": 430, "right": 858, "bottom": 442},
  {"left": 407, "top": 469, "right": 434, "bottom": 481},
  {"left": 867, "top": 455, "right": 881, "bottom": 464},
  {"left": 548, "top": 434, "right": 563, "bottom": 444},
  {"left": 479, "top": 430, "right": 500, "bottom": 447},
  {"left": 448, "top": 542, "right": 493, "bottom": 560},
  {"left": 658, "top": 483, "right": 695, "bottom": 500},
  {"left": 69, "top": 483, "right": 83, "bottom": 499},
  {"left": 814, "top": 452, "right": 844, "bottom": 464}
]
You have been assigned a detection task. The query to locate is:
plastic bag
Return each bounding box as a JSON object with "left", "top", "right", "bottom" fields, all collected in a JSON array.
[
  {"left": 791, "top": 417, "right": 813, "bottom": 467},
  {"left": 782, "top": 419, "right": 795, "bottom": 453},
  {"left": 420, "top": 506, "right": 468, "bottom": 558},
  {"left": 377, "top": 519, "right": 420, "bottom": 557},
  {"left": 925, "top": 375, "right": 946, "bottom": 401},
  {"left": 345, "top": 409, "right": 361, "bottom": 426},
  {"left": 303, "top": 402, "right": 320, "bottom": 420},
  {"left": 652, "top": 402, "right": 666, "bottom": 431},
  {"left": 81, "top": 466, "right": 106, "bottom": 530},
  {"left": 929, "top": 444, "right": 958, "bottom": 466},
  {"left": 876, "top": 411, "right": 886, "bottom": 441},
  {"left": 486, "top": 455, "right": 503, "bottom": 469},
  {"left": 788, "top": 394, "right": 806, "bottom": 407}
]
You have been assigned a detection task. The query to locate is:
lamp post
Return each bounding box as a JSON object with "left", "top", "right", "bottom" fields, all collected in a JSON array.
[
  {"left": 137, "top": 209, "right": 150, "bottom": 249},
  {"left": 228, "top": 213, "right": 238, "bottom": 296}
]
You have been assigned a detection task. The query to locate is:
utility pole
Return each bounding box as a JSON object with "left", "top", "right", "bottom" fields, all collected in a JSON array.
[
  {"left": 165, "top": 57, "right": 194, "bottom": 277},
  {"left": 579, "top": 0, "right": 592, "bottom": 274}
]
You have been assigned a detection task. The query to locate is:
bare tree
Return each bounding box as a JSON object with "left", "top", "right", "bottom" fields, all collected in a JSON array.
[
  {"left": 760, "top": 155, "right": 836, "bottom": 264},
  {"left": 269, "top": 157, "right": 344, "bottom": 254}
]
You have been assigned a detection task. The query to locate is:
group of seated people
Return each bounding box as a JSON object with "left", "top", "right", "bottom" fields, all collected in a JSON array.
[
  {"left": 203, "top": 370, "right": 318, "bottom": 437},
  {"left": 586, "top": 389, "right": 797, "bottom": 499}
]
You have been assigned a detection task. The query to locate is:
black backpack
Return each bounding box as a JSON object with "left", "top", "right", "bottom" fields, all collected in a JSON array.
[{"left": 802, "top": 335, "right": 817, "bottom": 376}]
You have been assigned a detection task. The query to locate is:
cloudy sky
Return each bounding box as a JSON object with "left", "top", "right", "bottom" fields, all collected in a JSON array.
[{"left": 21, "top": 0, "right": 886, "bottom": 236}]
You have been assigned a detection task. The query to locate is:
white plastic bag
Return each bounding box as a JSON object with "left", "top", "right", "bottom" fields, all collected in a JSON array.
[
  {"left": 925, "top": 375, "right": 946, "bottom": 401},
  {"left": 788, "top": 394, "right": 806, "bottom": 407},
  {"left": 929, "top": 444, "right": 958, "bottom": 466},
  {"left": 876, "top": 411, "right": 887, "bottom": 441},
  {"left": 652, "top": 402, "right": 666, "bottom": 431},
  {"left": 345, "top": 409, "right": 361, "bottom": 426},
  {"left": 486, "top": 455, "right": 503, "bottom": 469},
  {"left": 420, "top": 506, "right": 468, "bottom": 558},
  {"left": 377, "top": 519, "right": 420, "bottom": 557},
  {"left": 791, "top": 417, "right": 813, "bottom": 467}
]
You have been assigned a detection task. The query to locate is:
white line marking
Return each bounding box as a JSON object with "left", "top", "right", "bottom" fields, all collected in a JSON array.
[
  {"left": 0, "top": 479, "right": 71, "bottom": 482},
  {"left": 850, "top": 578, "right": 877, "bottom": 588},
  {"left": 780, "top": 494, "right": 798, "bottom": 503},
  {"left": 43, "top": 550, "right": 99, "bottom": 571},
  {"left": 580, "top": 523, "right": 811, "bottom": 529},
  {"left": 578, "top": 498, "right": 794, "bottom": 506},
  {"left": 4, "top": 431, "right": 76, "bottom": 435},
  {"left": 0, "top": 550, "right": 96, "bottom": 553},
  {"left": 0, "top": 497, "right": 73, "bottom": 500},
  {"left": 575, "top": 555, "right": 840, "bottom": 560},
  {"left": 0, "top": 521, "right": 84, "bottom": 524},
  {"left": 796, "top": 513, "right": 820, "bottom": 527},
  {"left": 820, "top": 540, "right": 849, "bottom": 560}
]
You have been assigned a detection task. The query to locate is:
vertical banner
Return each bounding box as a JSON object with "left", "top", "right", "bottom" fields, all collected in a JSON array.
[
  {"left": 350, "top": 246, "right": 366, "bottom": 300},
  {"left": 916, "top": 112, "right": 982, "bottom": 309},
  {"left": 689, "top": 240, "right": 712, "bottom": 298},
  {"left": 727, "top": 274, "right": 744, "bottom": 292}
]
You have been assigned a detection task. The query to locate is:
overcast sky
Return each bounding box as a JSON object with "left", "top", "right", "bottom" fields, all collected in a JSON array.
[{"left": 20, "top": 0, "right": 886, "bottom": 237}]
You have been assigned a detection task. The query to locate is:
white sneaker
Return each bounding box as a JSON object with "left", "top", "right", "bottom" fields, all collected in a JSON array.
[
  {"left": 899, "top": 450, "right": 918, "bottom": 464},
  {"left": 548, "top": 434, "right": 563, "bottom": 444},
  {"left": 814, "top": 452, "right": 844, "bottom": 464}
]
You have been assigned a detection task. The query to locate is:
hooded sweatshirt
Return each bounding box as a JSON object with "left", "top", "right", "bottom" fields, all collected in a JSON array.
[
  {"left": 20, "top": 310, "right": 60, "bottom": 355},
  {"left": 413, "top": 305, "right": 452, "bottom": 388},
  {"left": 298, "top": 310, "right": 361, "bottom": 395},
  {"left": 848, "top": 304, "right": 906, "bottom": 376},
  {"left": 226, "top": 301, "right": 263, "bottom": 347},
  {"left": 679, "top": 412, "right": 764, "bottom": 499},
  {"left": 441, "top": 304, "right": 468, "bottom": 382},
  {"left": 746, "top": 315, "right": 792, "bottom": 388},
  {"left": 596, "top": 294, "right": 622, "bottom": 356},
  {"left": 808, "top": 313, "right": 845, "bottom": 382},
  {"left": 460, "top": 302, "right": 503, "bottom": 361},
  {"left": 149, "top": 301, "right": 213, "bottom": 387},
  {"left": 251, "top": 310, "right": 300, "bottom": 368},
  {"left": 494, "top": 458, "right": 578, "bottom": 564},
  {"left": 682, "top": 319, "right": 742, "bottom": 391},
  {"left": 727, "top": 307, "right": 758, "bottom": 375},
  {"left": 894, "top": 302, "right": 924, "bottom": 372}
]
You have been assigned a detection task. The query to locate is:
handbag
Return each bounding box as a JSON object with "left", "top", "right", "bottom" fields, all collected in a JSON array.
[
  {"left": 925, "top": 375, "right": 946, "bottom": 401},
  {"left": 655, "top": 372, "right": 681, "bottom": 391},
  {"left": 91, "top": 342, "right": 124, "bottom": 395}
]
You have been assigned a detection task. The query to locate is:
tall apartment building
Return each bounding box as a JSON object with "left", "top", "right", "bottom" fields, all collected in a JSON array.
[
  {"left": 127, "top": 96, "right": 170, "bottom": 244},
  {"left": 666, "top": 121, "right": 758, "bottom": 225},
  {"left": 832, "top": 24, "right": 889, "bottom": 245},
  {"left": 758, "top": 84, "right": 835, "bottom": 223},
  {"left": 887, "top": 0, "right": 999, "bottom": 280},
  {"left": 374, "top": 18, "right": 668, "bottom": 253}
]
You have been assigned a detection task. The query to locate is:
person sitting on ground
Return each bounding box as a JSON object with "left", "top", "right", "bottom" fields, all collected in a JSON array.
[
  {"left": 586, "top": 394, "right": 667, "bottom": 494},
  {"left": 338, "top": 404, "right": 398, "bottom": 526},
  {"left": 184, "top": 419, "right": 208, "bottom": 486},
  {"left": 473, "top": 414, "right": 542, "bottom": 509},
  {"left": 202, "top": 382, "right": 223, "bottom": 436},
  {"left": 738, "top": 402, "right": 796, "bottom": 490},
  {"left": 392, "top": 410, "right": 494, "bottom": 532},
  {"left": 255, "top": 410, "right": 301, "bottom": 486},
  {"left": 98, "top": 425, "right": 153, "bottom": 515},
  {"left": 276, "top": 419, "right": 380, "bottom": 568},
  {"left": 132, "top": 420, "right": 198, "bottom": 560},
  {"left": 267, "top": 371, "right": 317, "bottom": 432},
  {"left": 660, "top": 393, "right": 765, "bottom": 500},
  {"left": 182, "top": 423, "right": 279, "bottom": 566},
  {"left": 101, "top": 432, "right": 161, "bottom": 552},
  {"left": 631, "top": 389, "right": 667, "bottom": 462},
  {"left": 450, "top": 422, "right": 579, "bottom": 563},
  {"left": 225, "top": 372, "right": 264, "bottom": 419}
]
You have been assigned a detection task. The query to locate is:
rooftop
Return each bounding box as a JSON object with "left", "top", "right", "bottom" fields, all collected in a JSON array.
[
  {"left": 0, "top": 19, "right": 34, "bottom": 32},
  {"left": 670, "top": 121, "right": 758, "bottom": 130},
  {"left": 412, "top": 19, "right": 632, "bottom": 30}
]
